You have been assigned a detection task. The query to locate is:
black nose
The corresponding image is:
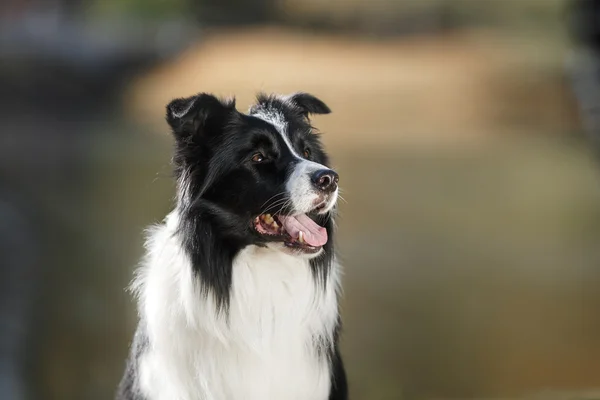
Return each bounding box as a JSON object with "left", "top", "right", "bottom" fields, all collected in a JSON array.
[{"left": 311, "top": 169, "right": 339, "bottom": 192}]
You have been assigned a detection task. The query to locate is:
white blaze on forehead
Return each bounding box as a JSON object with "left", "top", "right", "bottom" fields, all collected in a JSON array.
[
  {"left": 249, "top": 106, "right": 302, "bottom": 159},
  {"left": 250, "top": 104, "right": 336, "bottom": 215}
]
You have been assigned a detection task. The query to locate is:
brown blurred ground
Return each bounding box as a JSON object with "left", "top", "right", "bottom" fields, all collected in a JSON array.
[{"left": 127, "top": 27, "right": 578, "bottom": 148}]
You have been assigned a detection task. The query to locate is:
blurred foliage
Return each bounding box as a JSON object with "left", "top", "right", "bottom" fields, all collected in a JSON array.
[
  {"left": 277, "top": 0, "right": 569, "bottom": 34},
  {"left": 89, "top": 0, "right": 191, "bottom": 18},
  {"left": 89, "top": 0, "right": 273, "bottom": 26},
  {"left": 87, "top": 0, "right": 569, "bottom": 32}
]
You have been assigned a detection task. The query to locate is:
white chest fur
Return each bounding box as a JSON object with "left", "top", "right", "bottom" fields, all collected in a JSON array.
[{"left": 133, "top": 213, "right": 341, "bottom": 400}]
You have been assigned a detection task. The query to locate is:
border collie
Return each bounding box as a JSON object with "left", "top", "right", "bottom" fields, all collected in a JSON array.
[{"left": 116, "top": 92, "right": 347, "bottom": 400}]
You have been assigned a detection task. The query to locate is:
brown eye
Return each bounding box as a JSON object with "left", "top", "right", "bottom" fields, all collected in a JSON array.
[
  {"left": 303, "top": 148, "right": 311, "bottom": 159},
  {"left": 251, "top": 153, "right": 266, "bottom": 163}
]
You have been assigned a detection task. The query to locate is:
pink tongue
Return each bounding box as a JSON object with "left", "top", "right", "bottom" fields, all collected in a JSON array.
[{"left": 277, "top": 214, "right": 328, "bottom": 247}]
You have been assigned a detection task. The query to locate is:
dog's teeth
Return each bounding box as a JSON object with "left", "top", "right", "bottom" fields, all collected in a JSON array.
[
  {"left": 264, "top": 214, "right": 273, "bottom": 224},
  {"left": 298, "top": 231, "right": 305, "bottom": 244}
]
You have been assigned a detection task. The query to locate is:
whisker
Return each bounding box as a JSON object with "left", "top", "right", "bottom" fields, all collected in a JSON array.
[
  {"left": 261, "top": 197, "right": 290, "bottom": 215},
  {"left": 260, "top": 192, "right": 287, "bottom": 209},
  {"left": 262, "top": 197, "right": 289, "bottom": 209},
  {"left": 273, "top": 199, "right": 293, "bottom": 217}
]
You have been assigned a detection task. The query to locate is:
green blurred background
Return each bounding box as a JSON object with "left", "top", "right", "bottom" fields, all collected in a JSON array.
[{"left": 1, "top": 0, "right": 599, "bottom": 399}]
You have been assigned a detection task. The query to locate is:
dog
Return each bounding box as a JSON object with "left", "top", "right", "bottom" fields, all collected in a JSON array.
[{"left": 116, "top": 92, "right": 347, "bottom": 400}]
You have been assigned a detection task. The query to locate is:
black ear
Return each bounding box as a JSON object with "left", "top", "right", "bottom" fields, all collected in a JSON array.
[
  {"left": 287, "top": 92, "right": 331, "bottom": 116},
  {"left": 166, "top": 93, "right": 236, "bottom": 140}
]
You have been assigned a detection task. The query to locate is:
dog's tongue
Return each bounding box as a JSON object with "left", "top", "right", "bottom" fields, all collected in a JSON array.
[{"left": 278, "top": 214, "right": 328, "bottom": 247}]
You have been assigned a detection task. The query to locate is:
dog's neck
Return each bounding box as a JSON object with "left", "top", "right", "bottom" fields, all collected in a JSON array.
[{"left": 173, "top": 196, "right": 337, "bottom": 311}]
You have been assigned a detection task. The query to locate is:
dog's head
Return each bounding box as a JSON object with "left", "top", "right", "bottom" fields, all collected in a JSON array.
[{"left": 167, "top": 92, "right": 338, "bottom": 258}]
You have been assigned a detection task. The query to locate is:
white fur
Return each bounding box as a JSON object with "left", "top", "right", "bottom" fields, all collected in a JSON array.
[
  {"left": 250, "top": 106, "right": 338, "bottom": 215},
  {"left": 286, "top": 159, "right": 338, "bottom": 215},
  {"left": 131, "top": 212, "right": 342, "bottom": 400}
]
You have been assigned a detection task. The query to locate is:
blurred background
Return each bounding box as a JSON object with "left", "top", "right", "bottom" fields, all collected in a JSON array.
[{"left": 2, "top": 0, "right": 600, "bottom": 399}]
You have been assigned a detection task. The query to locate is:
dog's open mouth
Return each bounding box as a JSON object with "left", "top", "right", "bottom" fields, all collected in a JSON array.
[{"left": 253, "top": 213, "right": 327, "bottom": 254}]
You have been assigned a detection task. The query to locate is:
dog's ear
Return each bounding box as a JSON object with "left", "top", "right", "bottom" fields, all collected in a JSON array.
[
  {"left": 166, "top": 93, "right": 236, "bottom": 141},
  {"left": 287, "top": 92, "right": 331, "bottom": 117}
]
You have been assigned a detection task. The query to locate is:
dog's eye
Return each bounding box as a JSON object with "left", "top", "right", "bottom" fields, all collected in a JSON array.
[
  {"left": 303, "top": 148, "right": 311, "bottom": 159},
  {"left": 251, "top": 152, "right": 266, "bottom": 163}
]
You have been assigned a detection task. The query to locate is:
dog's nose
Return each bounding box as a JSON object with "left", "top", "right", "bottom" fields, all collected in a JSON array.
[{"left": 311, "top": 169, "right": 339, "bottom": 193}]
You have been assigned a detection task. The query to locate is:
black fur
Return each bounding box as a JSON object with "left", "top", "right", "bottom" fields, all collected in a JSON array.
[
  {"left": 286, "top": 92, "right": 332, "bottom": 117},
  {"left": 329, "top": 344, "right": 349, "bottom": 400}
]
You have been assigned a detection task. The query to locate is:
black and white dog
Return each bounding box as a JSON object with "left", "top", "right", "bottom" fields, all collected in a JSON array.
[{"left": 116, "top": 92, "right": 347, "bottom": 400}]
